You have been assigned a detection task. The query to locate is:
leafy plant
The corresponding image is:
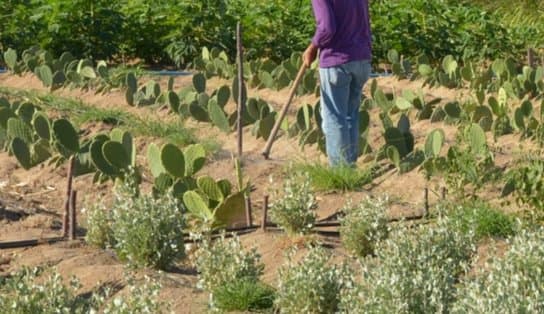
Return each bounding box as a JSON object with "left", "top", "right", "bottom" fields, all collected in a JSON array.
[
  {"left": 194, "top": 234, "right": 265, "bottom": 307},
  {"left": 452, "top": 228, "right": 544, "bottom": 313},
  {"left": 443, "top": 200, "right": 517, "bottom": 239},
  {"left": 504, "top": 153, "right": 544, "bottom": 213},
  {"left": 340, "top": 216, "right": 476, "bottom": 313},
  {"left": 294, "top": 162, "right": 373, "bottom": 192},
  {"left": 84, "top": 201, "right": 114, "bottom": 249},
  {"left": 109, "top": 184, "right": 186, "bottom": 270},
  {"left": 269, "top": 170, "right": 317, "bottom": 235},
  {"left": 0, "top": 267, "right": 168, "bottom": 314},
  {"left": 339, "top": 196, "right": 390, "bottom": 257},
  {"left": 194, "top": 234, "right": 263, "bottom": 291},
  {"left": 212, "top": 279, "right": 275, "bottom": 312},
  {"left": 276, "top": 246, "right": 351, "bottom": 314},
  {"left": 0, "top": 267, "right": 96, "bottom": 314}
]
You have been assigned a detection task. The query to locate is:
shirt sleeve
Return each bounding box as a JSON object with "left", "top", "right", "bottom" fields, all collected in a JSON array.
[{"left": 311, "top": 0, "right": 336, "bottom": 48}]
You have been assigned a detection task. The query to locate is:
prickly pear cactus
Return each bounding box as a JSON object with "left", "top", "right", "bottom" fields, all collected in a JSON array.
[
  {"left": 208, "top": 98, "right": 230, "bottom": 133},
  {"left": 7, "top": 117, "right": 33, "bottom": 144},
  {"left": 102, "top": 140, "right": 130, "bottom": 169},
  {"left": 11, "top": 137, "right": 32, "bottom": 169},
  {"left": 147, "top": 143, "right": 165, "bottom": 178},
  {"left": 193, "top": 73, "right": 206, "bottom": 93},
  {"left": 52, "top": 118, "right": 79, "bottom": 153},
  {"left": 424, "top": 129, "right": 445, "bottom": 158},
  {"left": 4, "top": 48, "right": 18, "bottom": 71},
  {"left": 32, "top": 112, "right": 51, "bottom": 141},
  {"left": 90, "top": 139, "right": 118, "bottom": 176},
  {"left": 183, "top": 190, "right": 214, "bottom": 222},
  {"left": 161, "top": 143, "right": 185, "bottom": 178},
  {"left": 183, "top": 144, "right": 206, "bottom": 177}
]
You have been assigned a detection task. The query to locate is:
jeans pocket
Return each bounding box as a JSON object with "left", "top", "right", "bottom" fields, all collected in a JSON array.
[{"left": 327, "top": 66, "right": 351, "bottom": 87}]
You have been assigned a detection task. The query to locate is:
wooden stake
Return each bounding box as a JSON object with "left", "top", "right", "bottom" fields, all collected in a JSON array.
[
  {"left": 528, "top": 48, "right": 535, "bottom": 68},
  {"left": 245, "top": 195, "right": 253, "bottom": 227},
  {"left": 69, "top": 190, "right": 77, "bottom": 240},
  {"left": 63, "top": 156, "right": 75, "bottom": 238},
  {"left": 441, "top": 187, "right": 447, "bottom": 200},
  {"left": 236, "top": 22, "right": 244, "bottom": 158},
  {"left": 424, "top": 188, "right": 429, "bottom": 217},
  {"left": 261, "top": 195, "right": 269, "bottom": 232}
]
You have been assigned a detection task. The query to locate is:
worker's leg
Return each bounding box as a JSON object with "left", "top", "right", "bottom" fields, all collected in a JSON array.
[
  {"left": 319, "top": 66, "right": 352, "bottom": 166},
  {"left": 345, "top": 60, "right": 371, "bottom": 163}
]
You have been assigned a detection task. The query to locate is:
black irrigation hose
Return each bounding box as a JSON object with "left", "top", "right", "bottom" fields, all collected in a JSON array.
[
  {"left": 0, "top": 212, "right": 429, "bottom": 249},
  {"left": 0, "top": 237, "right": 65, "bottom": 249}
]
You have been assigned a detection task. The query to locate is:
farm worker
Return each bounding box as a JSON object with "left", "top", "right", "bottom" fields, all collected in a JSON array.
[{"left": 303, "top": 0, "right": 372, "bottom": 167}]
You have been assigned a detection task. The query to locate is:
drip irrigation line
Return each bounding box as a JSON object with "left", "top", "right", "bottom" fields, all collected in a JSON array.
[{"left": 0, "top": 237, "right": 65, "bottom": 249}]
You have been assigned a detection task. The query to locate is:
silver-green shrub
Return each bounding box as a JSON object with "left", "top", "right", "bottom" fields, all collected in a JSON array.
[
  {"left": 0, "top": 268, "right": 167, "bottom": 314},
  {"left": 275, "top": 246, "right": 352, "bottom": 314},
  {"left": 0, "top": 268, "right": 91, "bottom": 314},
  {"left": 84, "top": 202, "right": 114, "bottom": 249},
  {"left": 111, "top": 191, "right": 185, "bottom": 270},
  {"left": 102, "top": 276, "right": 167, "bottom": 314},
  {"left": 194, "top": 234, "right": 264, "bottom": 293},
  {"left": 340, "top": 217, "right": 476, "bottom": 313},
  {"left": 452, "top": 228, "right": 544, "bottom": 313},
  {"left": 340, "top": 196, "right": 389, "bottom": 257},
  {"left": 269, "top": 171, "right": 317, "bottom": 235}
]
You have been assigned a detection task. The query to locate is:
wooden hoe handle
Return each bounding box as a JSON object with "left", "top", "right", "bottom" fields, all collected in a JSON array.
[{"left": 262, "top": 64, "right": 307, "bottom": 159}]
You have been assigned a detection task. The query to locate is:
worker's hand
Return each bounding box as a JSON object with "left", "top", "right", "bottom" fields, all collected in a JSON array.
[{"left": 302, "top": 43, "right": 318, "bottom": 68}]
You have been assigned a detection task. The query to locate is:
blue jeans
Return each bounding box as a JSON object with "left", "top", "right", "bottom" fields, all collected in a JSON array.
[{"left": 320, "top": 60, "right": 371, "bottom": 166}]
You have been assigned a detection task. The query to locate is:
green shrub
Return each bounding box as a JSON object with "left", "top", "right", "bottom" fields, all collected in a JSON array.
[
  {"left": 0, "top": 267, "right": 94, "bottom": 314},
  {"left": 84, "top": 202, "right": 114, "bottom": 249},
  {"left": 110, "top": 190, "right": 186, "bottom": 270},
  {"left": 212, "top": 279, "right": 275, "bottom": 312},
  {"left": 0, "top": 267, "right": 167, "bottom": 314},
  {"left": 339, "top": 196, "right": 389, "bottom": 257},
  {"left": 507, "top": 154, "right": 544, "bottom": 212},
  {"left": 453, "top": 228, "right": 544, "bottom": 313},
  {"left": 194, "top": 234, "right": 264, "bottom": 293},
  {"left": 102, "top": 276, "right": 167, "bottom": 314},
  {"left": 276, "top": 246, "right": 351, "bottom": 314},
  {"left": 445, "top": 201, "right": 516, "bottom": 239},
  {"left": 269, "top": 171, "right": 317, "bottom": 235},
  {"left": 340, "top": 217, "right": 476, "bottom": 313}
]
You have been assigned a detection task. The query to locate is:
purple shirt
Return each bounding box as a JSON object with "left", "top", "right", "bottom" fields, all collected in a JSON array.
[{"left": 311, "top": 0, "right": 372, "bottom": 68}]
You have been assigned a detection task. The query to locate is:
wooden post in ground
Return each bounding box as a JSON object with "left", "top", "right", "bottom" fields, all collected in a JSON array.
[
  {"left": 245, "top": 195, "right": 253, "bottom": 227},
  {"left": 69, "top": 190, "right": 77, "bottom": 240},
  {"left": 423, "top": 188, "right": 429, "bottom": 216},
  {"left": 441, "top": 187, "right": 447, "bottom": 200},
  {"left": 236, "top": 22, "right": 244, "bottom": 159},
  {"left": 261, "top": 195, "right": 269, "bottom": 232},
  {"left": 62, "top": 156, "right": 75, "bottom": 238},
  {"left": 528, "top": 48, "right": 535, "bottom": 68}
]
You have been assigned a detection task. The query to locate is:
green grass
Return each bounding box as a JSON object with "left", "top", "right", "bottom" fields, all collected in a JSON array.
[
  {"left": 0, "top": 87, "right": 203, "bottom": 148},
  {"left": 213, "top": 280, "right": 276, "bottom": 312},
  {"left": 293, "top": 162, "right": 373, "bottom": 192},
  {"left": 446, "top": 200, "right": 517, "bottom": 239}
]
